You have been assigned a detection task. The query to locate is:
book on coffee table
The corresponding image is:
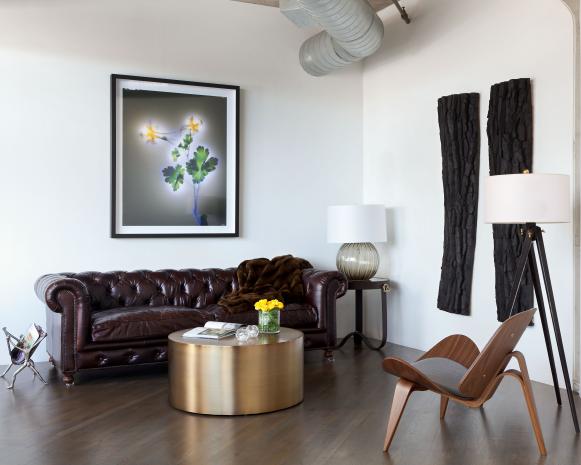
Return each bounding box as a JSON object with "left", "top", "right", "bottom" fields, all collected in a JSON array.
[{"left": 183, "top": 321, "right": 243, "bottom": 339}]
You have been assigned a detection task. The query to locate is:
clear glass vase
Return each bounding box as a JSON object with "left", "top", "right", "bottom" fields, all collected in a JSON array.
[{"left": 258, "top": 310, "right": 280, "bottom": 334}]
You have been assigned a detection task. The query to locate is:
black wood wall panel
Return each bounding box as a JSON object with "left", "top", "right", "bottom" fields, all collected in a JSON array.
[
  {"left": 487, "top": 77, "right": 534, "bottom": 322},
  {"left": 437, "top": 93, "right": 480, "bottom": 315}
]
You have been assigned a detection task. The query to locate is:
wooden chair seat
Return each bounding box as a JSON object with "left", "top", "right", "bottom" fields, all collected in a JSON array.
[
  {"left": 382, "top": 308, "right": 547, "bottom": 455},
  {"left": 411, "top": 358, "right": 469, "bottom": 398}
]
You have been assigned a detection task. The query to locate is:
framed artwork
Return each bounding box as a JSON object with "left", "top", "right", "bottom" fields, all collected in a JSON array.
[{"left": 111, "top": 74, "right": 239, "bottom": 237}]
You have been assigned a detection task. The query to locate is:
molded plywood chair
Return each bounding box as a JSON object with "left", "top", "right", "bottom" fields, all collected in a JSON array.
[{"left": 382, "top": 308, "right": 546, "bottom": 455}]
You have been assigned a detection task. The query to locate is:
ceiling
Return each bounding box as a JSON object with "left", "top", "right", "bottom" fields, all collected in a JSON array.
[{"left": 233, "top": 0, "right": 393, "bottom": 12}]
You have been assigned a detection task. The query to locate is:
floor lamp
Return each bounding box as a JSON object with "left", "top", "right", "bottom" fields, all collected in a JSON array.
[{"left": 485, "top": 173, "right": 580, "bottom": 432}]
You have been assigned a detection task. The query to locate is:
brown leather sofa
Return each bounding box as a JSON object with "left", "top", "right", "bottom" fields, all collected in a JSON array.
[{"left": 35, "top": 268, "right": 347, "bottom": 385}]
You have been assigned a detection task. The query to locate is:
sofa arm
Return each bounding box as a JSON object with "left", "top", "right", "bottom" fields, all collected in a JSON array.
[
  {"left": 35, "top": 273, "right": 90, "bottom": 313},
  {"left": 34, "top": 274, "right": 92, "bottom": 366},
  {"left": 302, "top": 269, "right": 347, "bottom": 335}
]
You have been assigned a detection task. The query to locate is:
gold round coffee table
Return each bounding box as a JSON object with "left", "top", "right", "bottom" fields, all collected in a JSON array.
[{"left": 168, "top": 327, "right": 304, "bottom": 415}]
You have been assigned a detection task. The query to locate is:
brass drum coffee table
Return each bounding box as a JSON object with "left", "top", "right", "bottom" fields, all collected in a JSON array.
[{"left": 168, "top": 327, "right": 304, "bottom": 415}]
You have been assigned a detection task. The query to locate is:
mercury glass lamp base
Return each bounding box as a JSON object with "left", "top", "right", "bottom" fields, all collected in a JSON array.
[{"left": 336, "top": 242, "right": 379, "bottom": 280}]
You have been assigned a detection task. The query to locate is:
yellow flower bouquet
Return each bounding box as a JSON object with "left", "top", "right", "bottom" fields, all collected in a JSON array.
[{"left": 254, "top": 299, "right": 284, "bottom": 333}]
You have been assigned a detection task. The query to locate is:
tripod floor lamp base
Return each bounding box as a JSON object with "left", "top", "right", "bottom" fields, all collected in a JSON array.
[
  {"left": 507, "top": 225, "right": 579, "bottom": 433},
  {"left": 485, "top": 173, "right": 579, "bottom": 433}
]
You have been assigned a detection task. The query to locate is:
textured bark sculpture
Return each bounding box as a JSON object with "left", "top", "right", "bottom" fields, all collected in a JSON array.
[
  {"left": 437, "top": 93, "right": 480, "bottom": 315},
  {"left": 487, "top": 78, "right": 534, "bottom": 322}
]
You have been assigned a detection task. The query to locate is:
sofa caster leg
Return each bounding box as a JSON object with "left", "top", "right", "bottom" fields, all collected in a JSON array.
[
  {"left": 324, "top": 350, "right": 334, "bottom": 362},
  {"left": 63, "top": 373, "right": 74, "bottom": 386}
]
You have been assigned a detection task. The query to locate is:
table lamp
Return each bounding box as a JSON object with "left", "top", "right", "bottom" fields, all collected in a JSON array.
[
  {"left": 327, "top": 204, "right": 387, "bottom": 280},
  {"left": 484, "top": 172, "right": 578, "bottom": 432}
]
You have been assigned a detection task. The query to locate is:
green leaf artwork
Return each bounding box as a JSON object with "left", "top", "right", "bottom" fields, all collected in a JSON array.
[
  {"left": 178, "top": 132, "right": 193, "bottom": 151},
  {"left": 162, "top": 164, "right": 185, "bottom": 191},
  {"left": 141, "top": 115, "right": 219, "bottom": 226},
  {"left": 186, "top": 146, "right": 219, "bottom": 184}
]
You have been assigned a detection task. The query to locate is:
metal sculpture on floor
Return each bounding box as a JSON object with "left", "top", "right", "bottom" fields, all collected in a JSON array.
[{"left": 1, "top": 325, "right": 47, "bottom": 389}]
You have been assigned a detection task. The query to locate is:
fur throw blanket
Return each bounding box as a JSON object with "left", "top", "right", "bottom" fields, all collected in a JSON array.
[{"left": 218, "top": 255, "right": 312, "bottom": 314}]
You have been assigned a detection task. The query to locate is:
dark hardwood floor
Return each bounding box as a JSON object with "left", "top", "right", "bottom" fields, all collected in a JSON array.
[{"left": 1, "top": 341, "right": 580, "bottom": 465}]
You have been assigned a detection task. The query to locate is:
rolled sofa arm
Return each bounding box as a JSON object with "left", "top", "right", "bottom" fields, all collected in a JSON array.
[
  {"left": 302, "top": 269, "right": 347, "bottom": 332},
  {"left": 35, "top": 274, "right": 93, "bottom": 378},
  {"left": 34, "top": 273, "right": 90, "bottom": 313}
]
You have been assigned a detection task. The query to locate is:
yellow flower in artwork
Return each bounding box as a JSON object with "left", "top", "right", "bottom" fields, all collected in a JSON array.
[
  {"left": 186, "top": 116, "right": 202, "bottom": 134},
  {"left": 143, "top": 123, "right": 162, "bottom": 143}
]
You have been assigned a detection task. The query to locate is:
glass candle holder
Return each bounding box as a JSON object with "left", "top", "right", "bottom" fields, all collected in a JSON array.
[
  {"left": 235, "top": 327, "right": 250, "bottom": 342},
  {"left": 247, "top": 325, "right": 259, "bottom": 338}
]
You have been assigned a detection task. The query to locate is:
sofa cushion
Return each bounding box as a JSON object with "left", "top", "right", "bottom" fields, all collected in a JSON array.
[
  {"left": 91, "top": 306, "right": 206, "bottom": 342},
  {"left": 200, "top": 303, "right": 319, "bottom": 328},
  {"left": 412, "top": 358, "right": 469, "bottom": 398}
]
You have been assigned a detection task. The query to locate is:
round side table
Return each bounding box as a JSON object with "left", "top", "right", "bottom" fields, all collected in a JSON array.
[
  {"left": 334, "top": 278, "right": 391, "bottom": 351},
  {"left": 168, "top": 327, "right": 304, "bottom": 415}
]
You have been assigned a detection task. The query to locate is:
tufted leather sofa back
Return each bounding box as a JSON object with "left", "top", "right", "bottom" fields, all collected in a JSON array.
[{"left": 58, "top": 269, "right": 238, "bottom": 311}]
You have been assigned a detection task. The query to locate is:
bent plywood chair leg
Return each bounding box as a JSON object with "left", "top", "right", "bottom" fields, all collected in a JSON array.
[
  {"left": 520, "top": 378, "right": 547, "bottom": 456},
  {"left": 440, "top": 396, "right": 449, "bottom": 419},
  {"left": 509, "top": 352, "right": 547, "bottom": 456},
  {"left": 384, "top": 378, "right": 415, "bottom": 452}
]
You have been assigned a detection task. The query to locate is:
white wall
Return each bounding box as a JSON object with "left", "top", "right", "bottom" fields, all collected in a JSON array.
[
  {"left": 362, "top": 0, "right": 576, "bottom": 385},
  {"left": 0, "top": 0, "right": 576, "bottom": 385},
  {"left": 0, "top": 0, "right": 363, "bottom": 364}
]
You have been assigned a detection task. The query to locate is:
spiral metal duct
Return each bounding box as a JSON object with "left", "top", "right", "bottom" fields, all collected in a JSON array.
[{"left": 296, "top": 0, "right": 384, "bottom": 76}]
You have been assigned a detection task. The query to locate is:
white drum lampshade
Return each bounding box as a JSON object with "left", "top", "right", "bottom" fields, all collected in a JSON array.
[
  {"left": 484, "top": 174, "right": 570, "bottom": 224},
  {"left": 327, "top": 205, "right": 387, "bottom": 280}
]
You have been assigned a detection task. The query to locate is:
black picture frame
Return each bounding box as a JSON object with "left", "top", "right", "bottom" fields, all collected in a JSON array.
[{"left": 111, "top": 74, "right": 240, "bottom": 238}]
